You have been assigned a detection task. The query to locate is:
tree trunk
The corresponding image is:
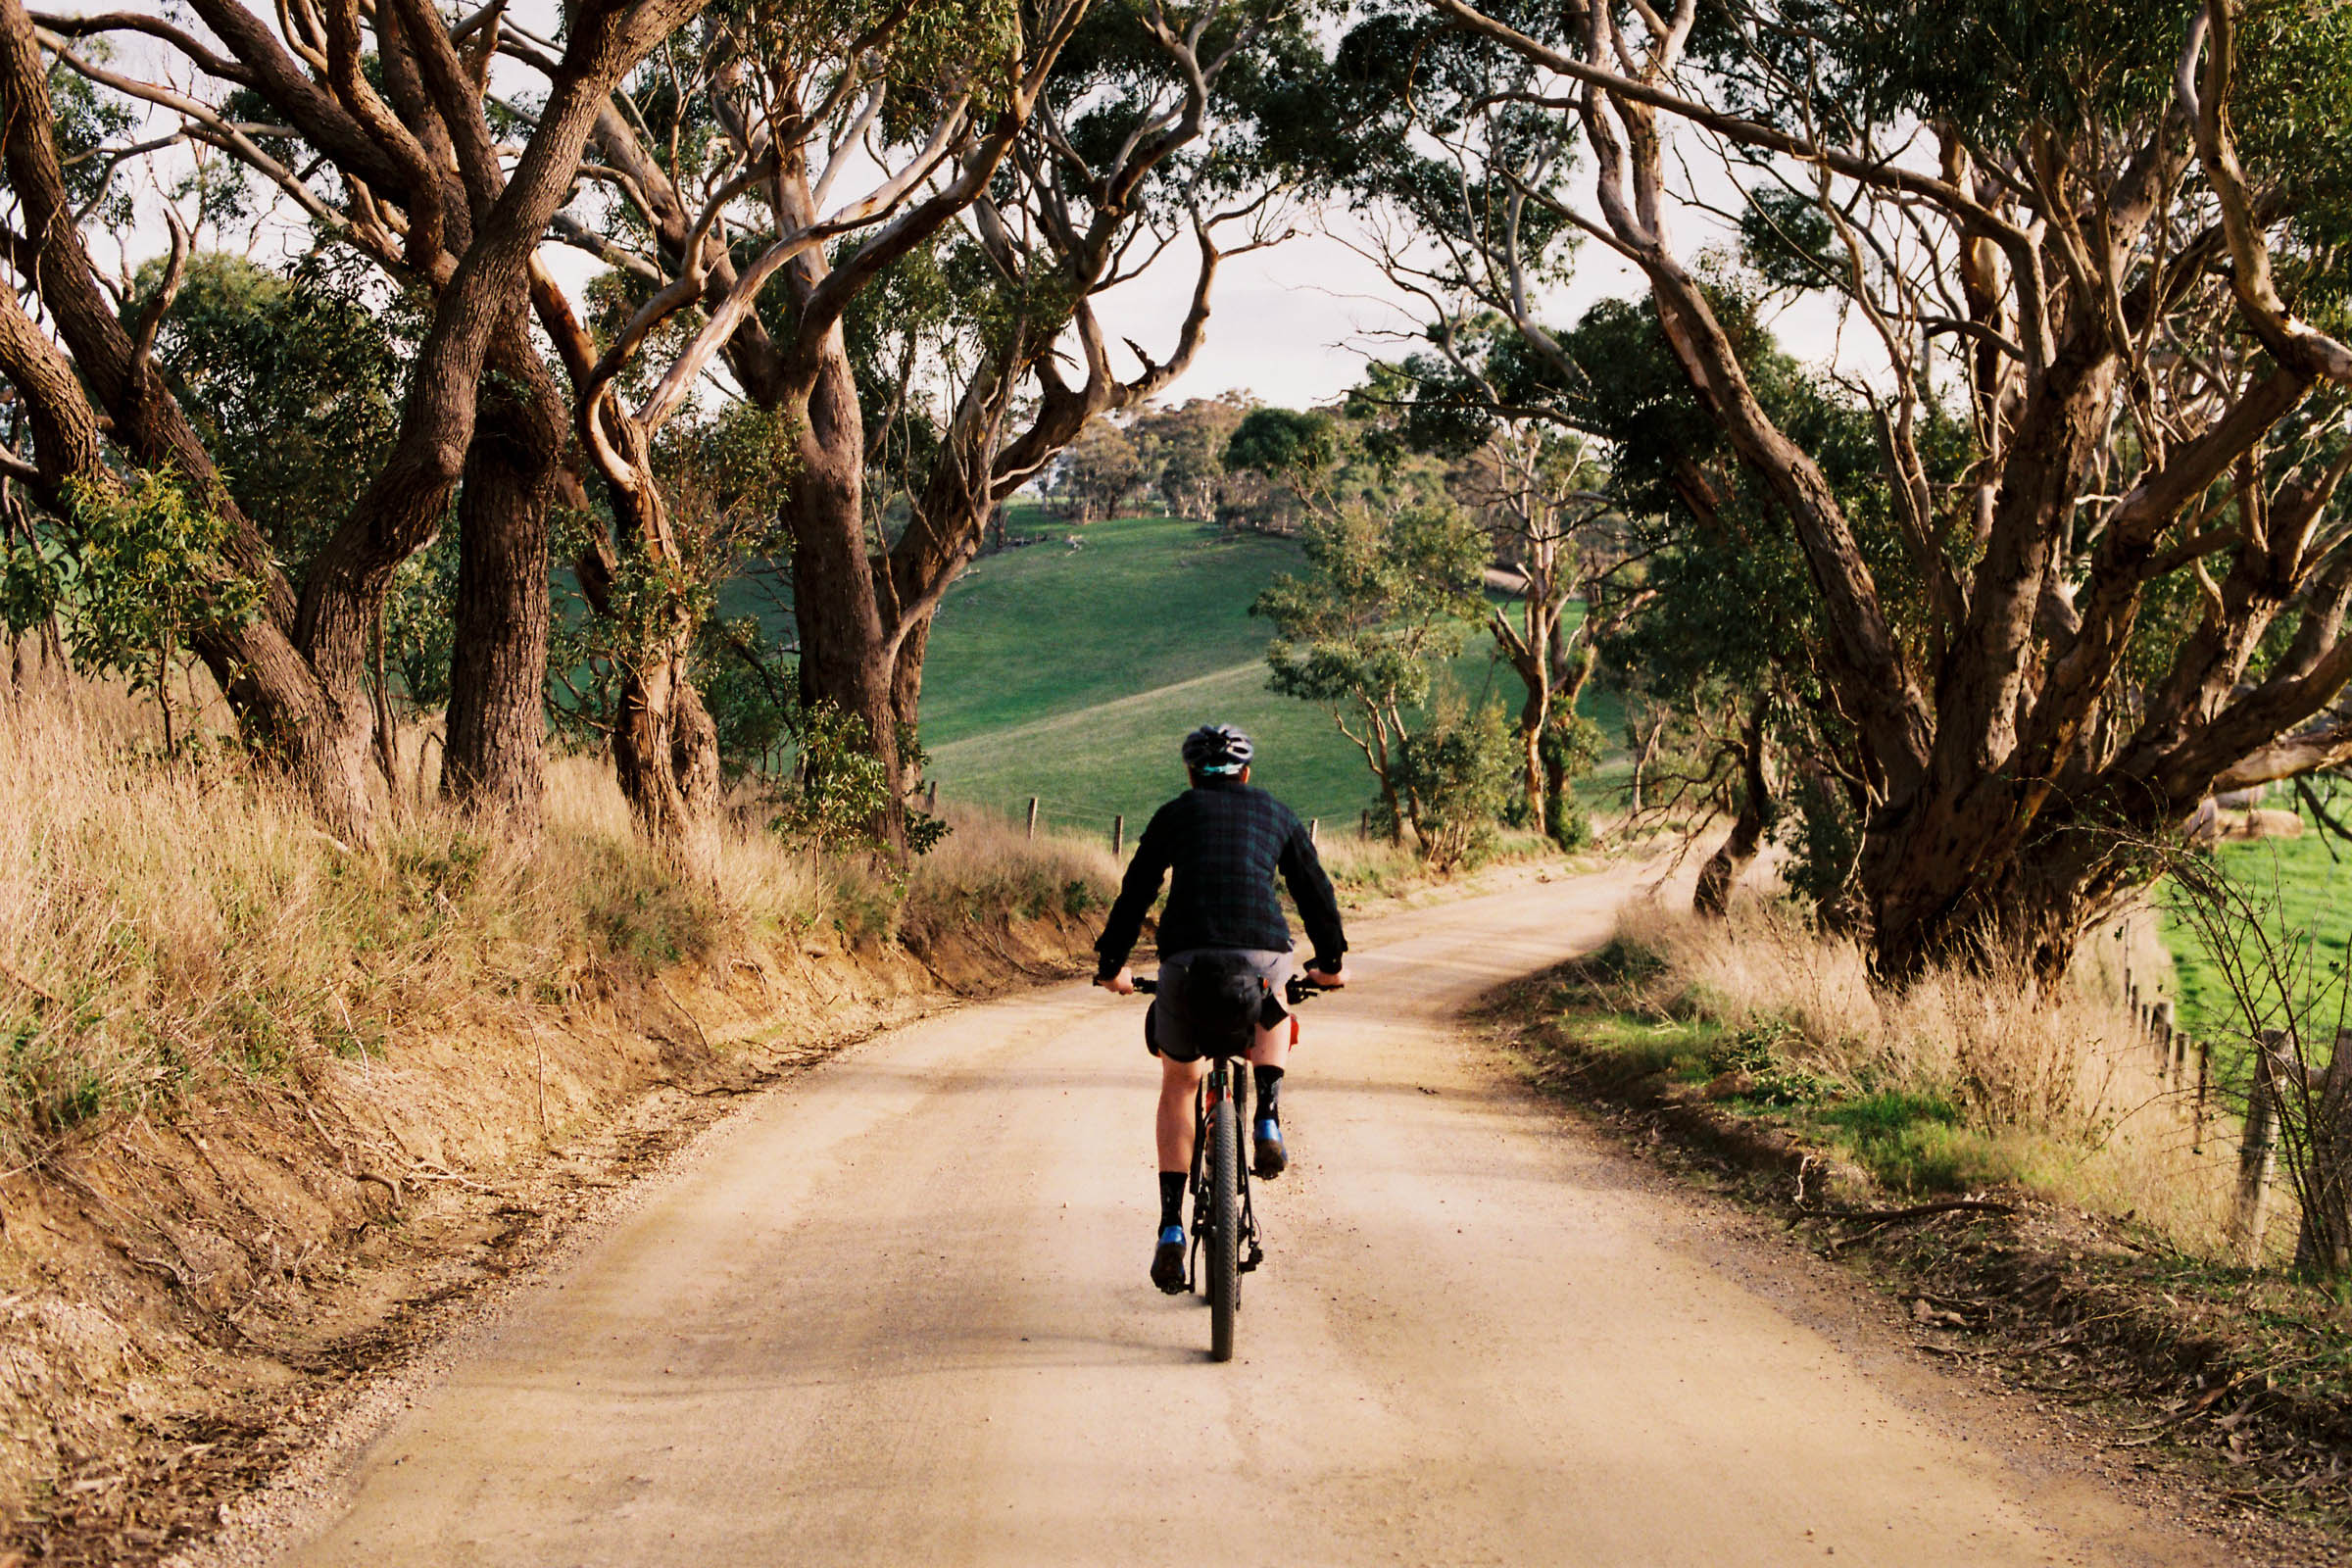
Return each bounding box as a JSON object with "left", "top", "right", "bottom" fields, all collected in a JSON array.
[
  {"left": 786, "top": 328, "right": 905, "bottom": 848},
  {"left": 1695, "top": 700, "right": 1775, "bottom": 916},
  {"left": 612, "top": 640, "right": 719, "bottom": 868},
  {"left": 570, "top": 412, "right": 723, "bottom": 864},
  {"left": 2295, "top": 1033, "right": 2352, "bottom": 1279},
  {"left": 442, "top": 318, "right": 562, "bottom": 830},
  {"left": 1870, "top": 817, "right": 2121, "bottom": 982}
]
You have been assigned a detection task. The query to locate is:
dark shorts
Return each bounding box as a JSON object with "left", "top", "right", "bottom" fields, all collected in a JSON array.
[{"left": 1146, "top": 948, "right": 1294, "bottom": 1063}]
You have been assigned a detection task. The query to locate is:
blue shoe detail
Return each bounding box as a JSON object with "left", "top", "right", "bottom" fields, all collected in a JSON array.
[
  {"left": 1152, "top": 1224, "right": 1189, "bottom": 1292},
  {"left": 1253, "top": 1117, "right": 1288, "bottom": 1179}
]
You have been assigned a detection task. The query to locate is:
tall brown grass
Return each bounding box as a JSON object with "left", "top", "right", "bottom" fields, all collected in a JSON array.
[
  {"left": 0, "top": 690, "right": 1117, "bottom": 1165},
  {"left": 1610, "top": 897, "right": 2240, "bottom": 1255}
]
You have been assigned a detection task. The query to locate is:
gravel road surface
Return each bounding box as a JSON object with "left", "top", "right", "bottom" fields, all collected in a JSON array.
[{"left": 267, "top": 868, "right": 2228, "bottom": 1567}]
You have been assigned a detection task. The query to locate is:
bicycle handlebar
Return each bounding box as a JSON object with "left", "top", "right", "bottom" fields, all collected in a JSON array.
[{"left": 1124, "top": 975, "right": 1333, "bottom": 1004}]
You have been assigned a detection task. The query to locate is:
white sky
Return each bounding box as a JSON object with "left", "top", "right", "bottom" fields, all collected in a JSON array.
[{"left": 1076, "top": 173, "right": 1856, "bottom": 416}]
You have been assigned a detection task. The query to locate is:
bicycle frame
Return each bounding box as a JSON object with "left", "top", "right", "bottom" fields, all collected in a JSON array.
[{"left": 1188, "top": 1054, "right": 1263, "bottom": 1285}]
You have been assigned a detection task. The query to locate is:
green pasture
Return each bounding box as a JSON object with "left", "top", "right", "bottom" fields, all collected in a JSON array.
[
  {"left": 912, "top": 512, "right": 1627, "bottom": 836},
  {"left": 2159, "top": 792, "right": 2352, "bottom": 1047}
]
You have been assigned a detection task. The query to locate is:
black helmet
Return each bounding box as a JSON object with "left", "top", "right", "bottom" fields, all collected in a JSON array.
[{"left": 1181, "top": 723, "right": 1254, "bottom": 776}]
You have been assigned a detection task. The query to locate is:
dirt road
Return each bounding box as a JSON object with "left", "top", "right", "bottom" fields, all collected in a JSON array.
[{"left": 260, "top": 869, "right": 2229, "bottom": 1567}]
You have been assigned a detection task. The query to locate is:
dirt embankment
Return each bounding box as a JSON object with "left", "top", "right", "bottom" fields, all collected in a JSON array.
[{"left": 0, "top": 906, "right": 1098, "bottom": 1564}]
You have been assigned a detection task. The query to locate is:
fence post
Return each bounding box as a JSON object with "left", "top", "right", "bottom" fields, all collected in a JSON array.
[
  {"left": 1360, "top": 808, "right": 1370, "bottom": 840},
  {"left": 1309, "top": 816, "right": 1319, "bottom": 847},
  {"left": 2154, "top": 1000, "right": 2177, "bottom": 1075},
  {"left": 925, "top": 779, "right": 938, "bottom": 814},
  {"left": 1026, "top": 797, "right": 1039, "bottom": 840},
  {"left": 1112, "top": 814, "right": 1124, "bottom": 858},
  {"left": 2193, "top": 1037, "right": 2211, "bottom": 1153},
  {"left": 2230, "top": 1029, "right": 2285, "bottom": 1265},
  {"left": 2295, "top": 1028, "right": 2352, "bottom": 1276}
]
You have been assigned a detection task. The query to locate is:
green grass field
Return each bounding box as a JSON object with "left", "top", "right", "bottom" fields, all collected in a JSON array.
[
  {"left": 2159, "top": 795, "right": 2352, "bottom": 1045},
  {"left": 913, "top": 510, "right": 1625, "bottom": 837}
]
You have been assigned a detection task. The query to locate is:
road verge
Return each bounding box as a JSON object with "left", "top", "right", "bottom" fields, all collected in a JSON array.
[{"left": 1478, "top": 934, "right": 2352, "bottom": 1550}]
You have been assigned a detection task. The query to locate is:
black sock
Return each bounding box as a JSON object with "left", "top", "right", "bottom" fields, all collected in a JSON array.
[
  {"left": 1253, "top": 1065, "right": 1284, "bottom": 1124},
  {"left": 1158, "top": 1171, "right": 1186, "bottom": 1230}
]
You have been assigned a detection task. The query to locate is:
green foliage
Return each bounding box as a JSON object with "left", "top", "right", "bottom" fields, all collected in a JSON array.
[
  {"left": 551, "top": 403, "right": 799, "bottom": 750},
  {"left": 385, "top": 533, "right": 460, "bottom": 710},
  {"left": 1739, "top": 187, "right": 1843, "bottom": 297},
  {"left": 1253, "top": 487, "right": 1508, "bottom": 860},
  {"left": 1543, "top": 711, "right": 1606, "bottom": 846},
  {"left": 1385, "top": 694, "right": 1519, "bottom": 869},
  {"left": 1256, "top": 502, "right": 1489, "bottom": 713},
  {"left": 1047, "top": 418, "right": 1146, "bottom": 523},
  {"left": 1774, "top": 768, "right": 1867, "bottom": 927},
  {"left": 1130, "top": 396, "right": 1252, "bottom": 520},
  {"left": 144, "top": 252, "right": 411, "bottom": 576},
  {"left": 4, "top": 1010, "right": 111, "bottom": 1140},
  {"left": 1226, "top": 407, "right": 1342, "bottom": 481},
  {"left": 763, "top": 704, "right": 949, "bottom": 857},
  {"left": 1707, "top": 1017, "right": 1838, "bottom": 1104},
  {"left": 695, "top": 614, "right": 798, "bottom": 777},
  {"left": 1811, "top": 1092, "right": 2012, "bottom": 1196},
  {"left": 48, "top": 57, "right": 135, "bottom": 227},
  {"left": 1, "top": 471, "right": 262, "bottom": 742}
]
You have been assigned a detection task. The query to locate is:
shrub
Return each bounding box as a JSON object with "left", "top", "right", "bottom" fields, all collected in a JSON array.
[{"left": 1389, "top": 696, "right": 1519, "bottom": 870}]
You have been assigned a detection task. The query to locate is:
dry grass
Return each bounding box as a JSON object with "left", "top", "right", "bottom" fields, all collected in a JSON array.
[
  {"left": 1604, "top": 896, "right": 2241, "bottom": 1256},
  {"left": 896, "top": 804, "right": 1123, "bottom": 949},
  {"left": 0, "top": 678, "right": 1546, "bottom": 1168},
  {"left": 1313, "top": 825, "right": 1561, "bottom": 897},
  {"left": 0, "top": 691, "right": 1119, "bottom": 1164}
]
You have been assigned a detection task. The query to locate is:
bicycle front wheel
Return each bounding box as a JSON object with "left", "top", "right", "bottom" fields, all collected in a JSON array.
[{"left": 1207, "top": 1089, "right": 1240, "bottom": 1362}]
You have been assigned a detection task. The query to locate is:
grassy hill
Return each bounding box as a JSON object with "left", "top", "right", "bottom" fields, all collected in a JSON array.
[
  {"left": 914, "top": 509, "right": 1625, "bottom": 838},
  {"left": 2160, "top": 796, "right": 2352, "bottom": 1044}
]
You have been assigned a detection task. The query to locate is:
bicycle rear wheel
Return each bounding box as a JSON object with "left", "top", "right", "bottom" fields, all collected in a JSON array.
[{"left": 1206, "top": 1087, "right": 1240, "bottom": 1362}]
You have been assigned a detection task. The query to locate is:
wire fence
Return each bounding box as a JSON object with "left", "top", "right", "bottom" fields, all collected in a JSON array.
[{"left": 917, "top": 777, "right": 1359, "bottom": 857}]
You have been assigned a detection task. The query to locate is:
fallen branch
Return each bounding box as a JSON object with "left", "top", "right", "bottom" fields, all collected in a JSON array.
[{"left": 1804, "top": 1200, "right": 2019, "bottom": 1222}]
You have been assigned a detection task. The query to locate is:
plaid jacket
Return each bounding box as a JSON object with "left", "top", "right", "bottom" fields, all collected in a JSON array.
[{"left": 1094, "top": 778, "right": 1347, "bottom": 980}]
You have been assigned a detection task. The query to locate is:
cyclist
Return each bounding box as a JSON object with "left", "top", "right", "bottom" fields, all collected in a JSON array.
[{"left": 1095, "top": 723, "right": 1350, "bottom": 1293}]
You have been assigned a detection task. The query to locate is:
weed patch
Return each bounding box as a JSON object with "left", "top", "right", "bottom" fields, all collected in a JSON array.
[{"left": 1522, "top": 898, "right": 2236, "bottom": 1253}]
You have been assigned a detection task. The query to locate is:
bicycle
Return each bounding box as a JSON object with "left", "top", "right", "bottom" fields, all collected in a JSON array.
[{"left": 1132, "top": 972, "right": 1326, "bottom": 1362}]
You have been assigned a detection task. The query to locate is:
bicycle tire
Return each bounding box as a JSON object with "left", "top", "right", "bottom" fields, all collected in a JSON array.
[
  {"left": 1232, "top": 1066, "right": 1250, "bottom": 1309},
  {"left": 1207, "top": 1088, "right": 1240, "bottom": 1362}
]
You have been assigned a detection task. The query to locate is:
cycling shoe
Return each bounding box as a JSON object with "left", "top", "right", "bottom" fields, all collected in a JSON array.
[
  {"left": 1151, "top": 1224, "right": 1188, "bottom": 1293},
  {"left": 1252, "top": 1116, "right": 1288, "bottom": 1179}
]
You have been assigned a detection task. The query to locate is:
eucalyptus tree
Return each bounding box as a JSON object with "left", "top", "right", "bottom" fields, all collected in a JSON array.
[
  {"left": 488, "top": 0, "right": 1095, "bottom": 852},
  {"left": 1349, "top": 325, "right": 1634, "bottom": 840},
  {"left": 513, "top": 0, "right": 1316, "bottom": 848},
  {"left": 1382, "top": 0, "right": 2352, "bottom": 977},
  {"left": 0, "top": 0, "right": 713, "bottom": 837}
]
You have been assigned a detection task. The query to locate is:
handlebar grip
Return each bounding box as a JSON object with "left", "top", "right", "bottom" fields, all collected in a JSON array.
[{"left": 1133, "top": 977, "right": 1158, "bottom": 995}]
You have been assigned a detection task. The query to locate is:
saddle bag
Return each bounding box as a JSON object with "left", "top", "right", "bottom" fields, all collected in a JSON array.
[{"left": 1177, "top": 951, "right": 1272, "bottom": 1056}]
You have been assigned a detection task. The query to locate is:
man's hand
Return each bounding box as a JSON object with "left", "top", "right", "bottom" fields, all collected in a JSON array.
[
  {"left": 1097, "top": 966, "right": 1137, "bottom": 996},
  {"left": 1304, "top": 964, "right": 1349, "bottom": 989}
]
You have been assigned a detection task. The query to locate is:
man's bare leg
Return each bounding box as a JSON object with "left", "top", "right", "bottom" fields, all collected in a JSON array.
[
  {"left": 1152, "top": 1054, "right": 1209, "bottom": 1292},
  {"left": 1156, "top": 1054, "right": 1208, "bottom": 1173},
  {"left": 1245, "top": 1016, "right": 1292, "bottom": 1177},
  {"left": 1157, "top": 1018, "right": 1287, "bottom": 1171}
]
